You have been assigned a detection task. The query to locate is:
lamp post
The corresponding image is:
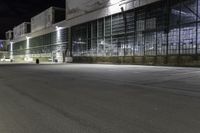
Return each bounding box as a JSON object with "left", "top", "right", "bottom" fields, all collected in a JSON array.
[
  {"left": 10, "top": 41, "right": 13, "bottom": 60},
  {"left": 26, "top": 36, "right": 31, "bottom": 61}
]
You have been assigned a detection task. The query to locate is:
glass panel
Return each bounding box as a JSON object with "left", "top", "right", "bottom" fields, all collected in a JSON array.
[
  {"left": 126, "top": 34, "right": 134, "bottom": 56},
  {"left": 145, "top": 32, "right": 157, "bottom": 56},
  {"left": 157, "top": 31, "right": 167, "bottom": 55},
  {"left": 180, "top": 24, "right": 196, "bottom": 54},
  {"left": 170, "top": 0, "right": 181, "bottom": 27},
  {"left": 135, "top": 33, "right": 144, "bottom": 56},
  {"left": 105, "top": 16, "right": 111, "bottom": 37},
  {"left": 97, "top": 38, "right": 105, "bottom": 56},
  {"left": 197, "top": 23, "right": 200, "bottom": 53},
  {"left": 112, "top": 13, "right": 125, "bottom": 36},
  {"left": 91, "top": 21, "right": 97, "bottom": 56},
  {"left": 105, "top": 37, "right": 112, "bottom": 56},
  {"left": 126, "top": 11, "right": 135, "bottom": 33},
  {"left": 168, "top": 28, "right": 179, "bottom": 55},
  {"left": 97, "top": 19, "right": 104, "bottom": 38},
  {"left": 112, "top": 35, "right": 125, "bottom": 56},
  {"left": 181, "top": 0, "right": 197, "bottom": 24},
  {"left": 72, "top": 24, "right": 88, "bottom": 56},
  {"left": 135, "top": 9, "right": 145, "bottom": 56}
]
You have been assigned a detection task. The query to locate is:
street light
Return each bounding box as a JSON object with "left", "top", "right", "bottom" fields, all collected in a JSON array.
[
  {"left": 26, "top": 36, "right": 31, "bottom": 61},
  {"left": 56, "top": 26, "right": 64, "bottom": 31},
  {"left": 55, "top": 26, "right": 65, "bottom": 63},
  {"left": 10, "top": 41, "right": 13, "bottom": 59}
]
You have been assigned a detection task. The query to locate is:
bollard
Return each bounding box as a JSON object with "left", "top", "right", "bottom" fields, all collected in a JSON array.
[{"left": 36, "top": 59, "right": 40, "bottom": 64}]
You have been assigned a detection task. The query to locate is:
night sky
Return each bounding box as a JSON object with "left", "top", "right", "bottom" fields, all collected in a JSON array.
[{"left": 0, "top": 0, "right": 65, "bottom": 39}]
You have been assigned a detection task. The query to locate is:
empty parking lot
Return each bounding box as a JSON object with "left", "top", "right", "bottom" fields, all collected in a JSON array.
[{"left": 0, "top": 64, "right": 200, "bottom": 133}]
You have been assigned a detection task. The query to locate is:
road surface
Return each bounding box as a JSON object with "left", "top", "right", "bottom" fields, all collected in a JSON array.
[{"left": 0, "top": 64, "right": 200, "bottom": 133}]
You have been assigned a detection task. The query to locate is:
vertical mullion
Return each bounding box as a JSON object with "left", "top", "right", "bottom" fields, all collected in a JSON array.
[
  {"left": 178, "top": 0, "right": 181, "bottom": 56},
  {"left": 97, "top": 20, "right": 99, "bottom": 56},
  {"left": 133, "top": 11, "right": 136, "bottom": 56},
  {"left": 86, "top": 23, "right": 89, "bottom": 56},
  {"left": 196, "top": 0, "right": 198, "bottom": 55},
  {"left": 166, "top": 0, "right": 170, "bottom": 58},
  {"left": 144, "top": 9, "right": 146, "bottom": 56},
  {"left": 104, "top": 17, "right": 106, "bottom": 56},
  {"left": 111, "top": 15, "right": 113, "bottom": 56},
  {"left": 156, "top": 11, "right": 158, "bottom": 57}
]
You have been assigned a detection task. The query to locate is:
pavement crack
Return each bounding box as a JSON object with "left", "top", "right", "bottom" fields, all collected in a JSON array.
[{"left": 5, "top": 84, "right": 107, "bottom": 133}]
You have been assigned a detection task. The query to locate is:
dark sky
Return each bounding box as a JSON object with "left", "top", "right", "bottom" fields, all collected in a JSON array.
[{"left": 0, "top": 0, "right": 65, "bottom": 39}]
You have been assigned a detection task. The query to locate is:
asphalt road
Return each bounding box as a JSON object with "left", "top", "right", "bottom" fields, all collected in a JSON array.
[{"left": 0, "top": 64, "right": 200, "bottom": 133}]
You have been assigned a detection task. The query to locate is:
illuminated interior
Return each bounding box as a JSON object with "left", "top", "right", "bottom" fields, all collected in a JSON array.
[{"left": 8, "top": 0, "right": 200, "bottom": 62}]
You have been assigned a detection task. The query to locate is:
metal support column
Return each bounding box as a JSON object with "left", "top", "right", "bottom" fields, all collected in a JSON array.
[{"left": 121, "top": 7, "right": 127, "bottom": 57}]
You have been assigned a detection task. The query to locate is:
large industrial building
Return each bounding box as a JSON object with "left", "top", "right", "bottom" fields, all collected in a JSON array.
[{"left": 4, "top": 0, "right": 200, "bottom": 66}]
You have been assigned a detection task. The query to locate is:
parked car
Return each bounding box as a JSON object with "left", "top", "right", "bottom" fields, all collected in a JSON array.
[{"left": 0, "top": 57, "right": 14, "bottom": 62}]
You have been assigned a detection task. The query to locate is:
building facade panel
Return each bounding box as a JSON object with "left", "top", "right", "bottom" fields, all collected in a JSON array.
[
  {"left": 69, "top": 0, "right": 200, "bottom": 60},
  {"left": 13, "top": 22, "right": 31, "bottom": 39},
  {"left": 7, "top": 0, "right": 200, "bottom": 65},
  {"left": 31, "top": 7, "right": 65, "bottom": 33},
  {"left": 9, "top": 28, "right": 68, "bottom": 62}
]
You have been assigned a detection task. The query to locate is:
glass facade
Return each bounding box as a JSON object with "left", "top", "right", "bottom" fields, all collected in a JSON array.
[
  {"left": 12, "top": 28, "right": 68, "bottom": 59},
  {"left": 10, "top": 0, "right": 200, "bottom": 61},
  {"left": 72, "top": 0, "right": 200, "bottom": 57}
]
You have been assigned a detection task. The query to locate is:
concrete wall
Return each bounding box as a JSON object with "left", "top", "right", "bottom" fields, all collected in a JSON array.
[
  {"left": 31, "top": 7, "right": 65, "bottom": 33},
  {"left": 13, "top": 22, "right": 30, "bottom": 39},
  {"left": 12, "top": 0, "right": 160, "bottom": 44},
  {"left": 66, "top": 0, "right": 109, "bottom": 19},
  {"left": 13, "top": 55, "right": 52, "bottom": 63},
  {"left": 73, "top": 55, "right": 200, "bottom": 67},
  {"left": 5, "top": 30, "right": 13, "bottom": 40},
  {"left": 66, "top": 0, "right": 160, "bottom": 20},
  {"left": 31, "top": 7, "right": 54, "bottom": 33}
]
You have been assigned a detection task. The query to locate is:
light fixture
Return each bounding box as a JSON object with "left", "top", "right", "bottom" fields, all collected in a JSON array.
[
  {"left": 10, "top": 41, "right": 14, "bottom": 59},
  {"left": 25, "top": 36, "right": 31, "bottom": 61},
  {"left": 56, "top": 26, "right": 64, "bottom": 31},
  {"left": 26, "top": 36, "right": 31, "bottom": 40}
]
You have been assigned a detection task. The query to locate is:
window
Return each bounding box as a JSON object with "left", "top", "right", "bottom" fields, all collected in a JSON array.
[{"left": 112, "top": 13, "right": 125, "bottom": 35}]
